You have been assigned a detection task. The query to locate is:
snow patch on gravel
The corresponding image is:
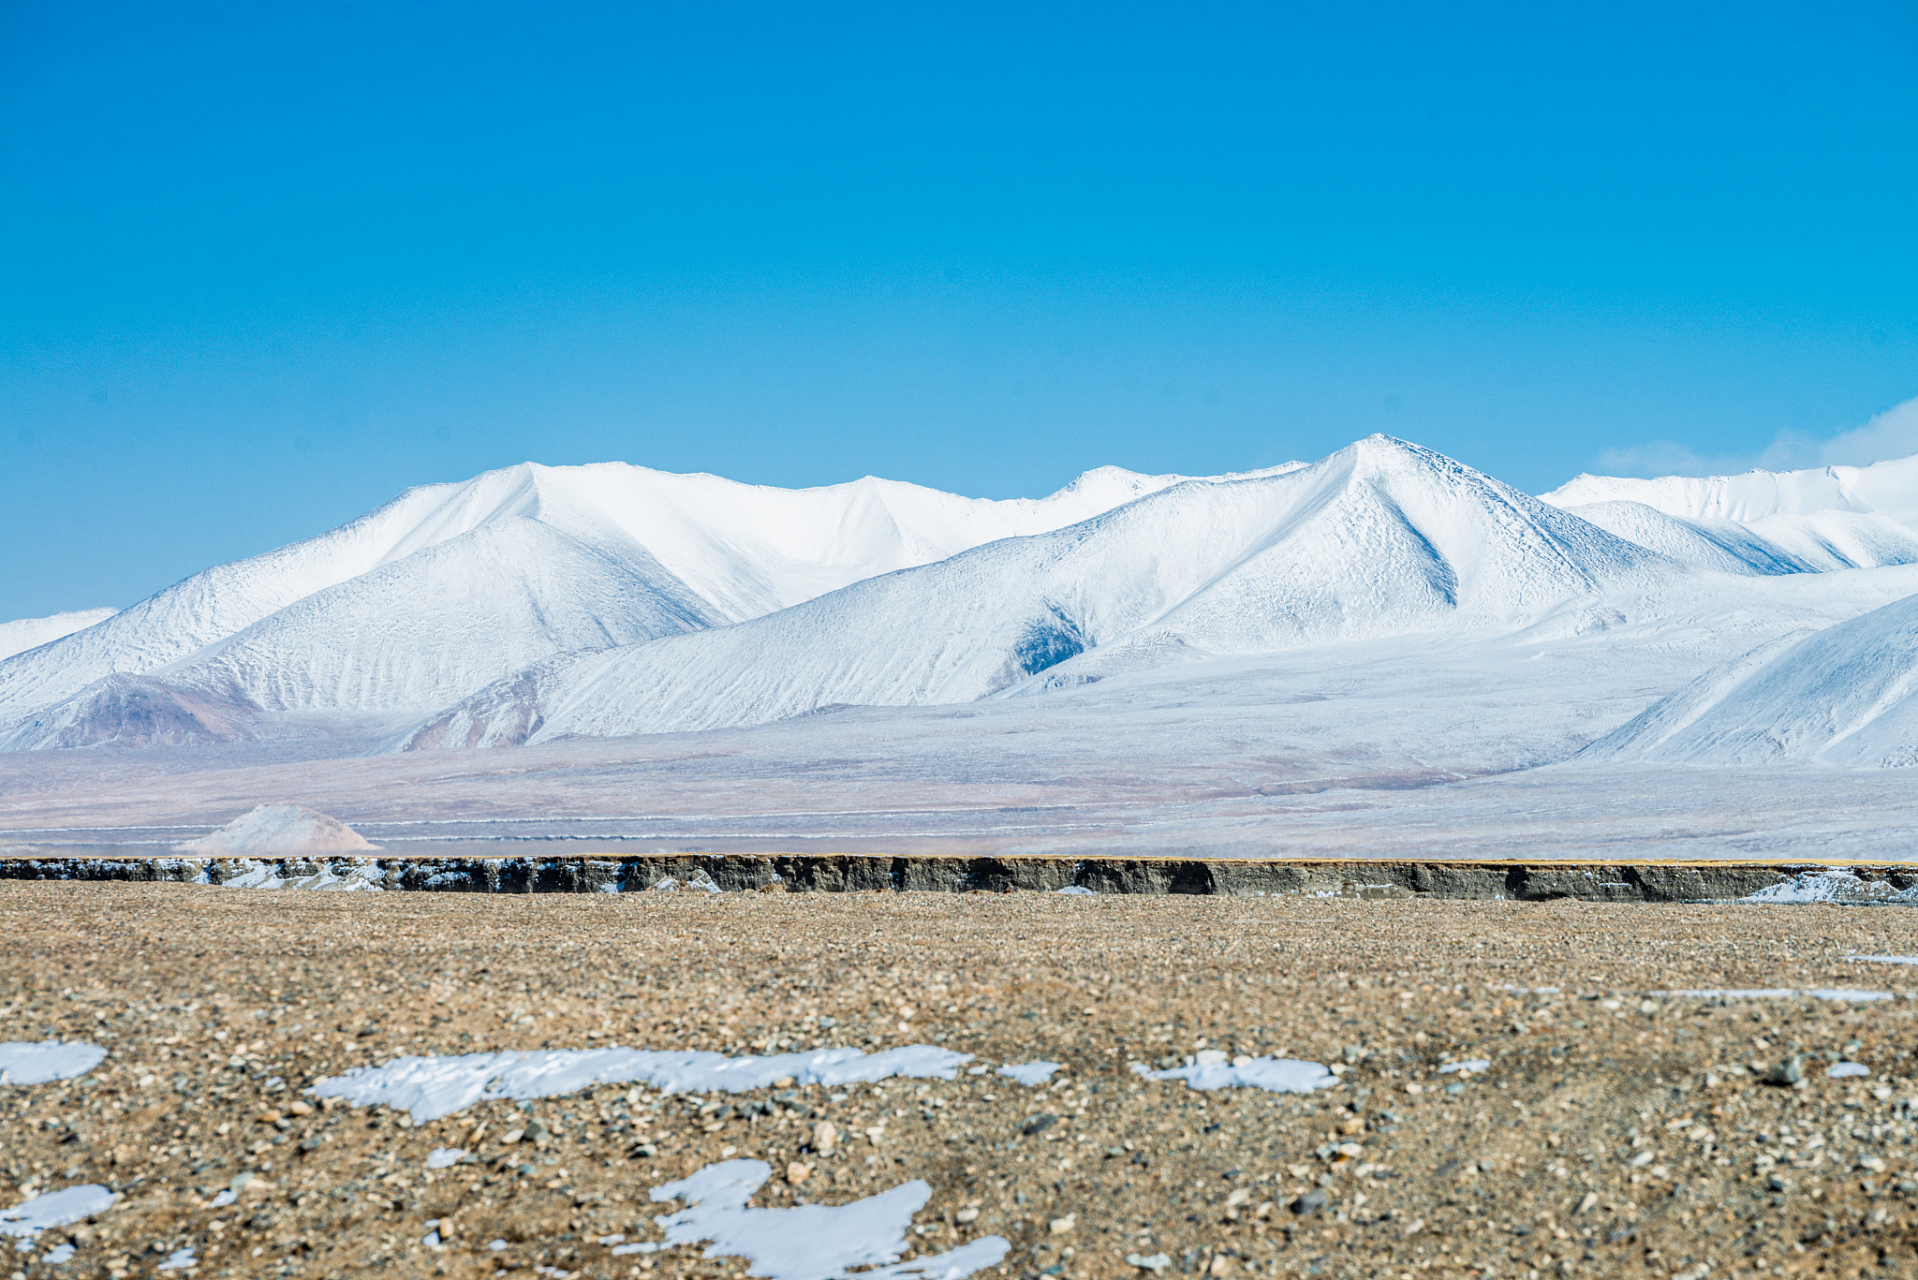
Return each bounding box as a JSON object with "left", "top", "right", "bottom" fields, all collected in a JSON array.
[
  {"left": 648, "top": 1159, "right": 1009, "bottom": 1280},
  {"left": 311, "top": 1045, "right": 974, "bottom": 1122},
  {"left": 426, "top": 1147, "right": 465, "bottom": 1169},
  {"left": 0, "top": 1040, "right": 107, "bottom": 1085},
  {"left": 219, "top": 859, "right": 386, "bottom": 891},
  {"left": 1828, "top": 1062, "right": 1871, "bottom": 1078},
  {"left": 1847, "top": 955, "right": 1918, "bottom": 965},
  {"left": 1438, "top": 1059, "right": 1491, "bottom": 1075},
  {"left": 997, "top": 1062, "right": 1062, "bottom": 1086},
  {"left": 1657, "top": 989, "right": 1897, "bottom": 1001},
  {"left": 0, "top": 1185, "right": 116, "bottom": 1239},
  {"left": 1132, "top": 1056, "right": 1339, "bottom": 1093},
  {"left": 1744, "top": 870, "right": 1918, "bottom": 904}
]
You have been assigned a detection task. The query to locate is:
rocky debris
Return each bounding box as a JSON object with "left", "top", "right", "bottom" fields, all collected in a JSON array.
[
  {"left": 173, "top": 804, "right": 376, "bottom": 856},
  {"left": 0, "top": 883, "right": 1916, "bottom": 1279}
]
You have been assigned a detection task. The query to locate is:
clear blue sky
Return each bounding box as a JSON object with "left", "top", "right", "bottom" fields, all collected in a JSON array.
[{"left": 3, "top": 0, "right": 1915, "bottom": 619}]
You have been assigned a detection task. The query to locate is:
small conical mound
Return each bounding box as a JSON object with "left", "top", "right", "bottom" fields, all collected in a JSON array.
[{"left": 176, "top": 804, "right": 377, "bottom": 855}]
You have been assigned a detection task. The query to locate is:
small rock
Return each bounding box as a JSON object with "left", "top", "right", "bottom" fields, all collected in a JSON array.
[
  {"left": 1194, "top": 1049, "right": 1228, "bottom": 1067},
  {"left": 1126, "top": 1254, "right": 1171, "bottom": 1274},
  {"left": 812, "top": 1121, "right": 838, "bottom": 1153},
  {"left": 1764, "top": 1057, "right": 1804, "bottom": 1087},
  {"left": 955, "top": 1207, "right": 979, "bottom": 1223},
  {"left": 1292, "top": 1190, "right": 1327, "bottom": 1216},
  {"left": 1576, "top": 1193, "right": 1598, "bottom": 1214},
  {"left": 1022, "top": 1114, "right": 1058, "bottom": 1136},
  {"left": 1048, "top": 1213, "right": 1075, "bottom": 1234},
  {"left": 500, "top": 1128, "right": 525, "bottom": 1145},
  {"left": 785, "top": 1162, "right": 811, "bottom": 1185},
  {"left": 525, "top": 1120, "right": 550, "bottom": 1142}
]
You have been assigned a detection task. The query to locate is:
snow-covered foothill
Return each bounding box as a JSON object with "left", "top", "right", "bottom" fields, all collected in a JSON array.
[
  {"left": 0, "top": 609, "right": 117, "bottom": 662},
  {"left": 997, "top": 1062, "right": 1062, "bottom": 1086},
  {"left": 176, "top": 804, "right": 376, "bottom": 856},
  {"left": 0, "top": 1185, "right": 116, "bottom": 1239},
  {"left": 649, "top": 1159, "right": 1009, "bottom": 1280},
  {"left": 1583, "top": 590, "right": 1918, "bottom": 769},
  {"left": 0, "top": 1040, "right": 108, "bottom": 1085},
  {"left": 1132, "top": 1055, "right": 1340, "bottom": 1093},
  {"left": 309, "top": 1045, "right": 974, "bottom": 1123},
  {"left": 399, "top": 436, "right": 1675, "bottom": 746}
]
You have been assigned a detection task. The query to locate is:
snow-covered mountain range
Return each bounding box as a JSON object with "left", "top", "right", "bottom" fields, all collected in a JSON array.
[{"left": 10, "top": 437, "right": 1918, "bottom": 768}]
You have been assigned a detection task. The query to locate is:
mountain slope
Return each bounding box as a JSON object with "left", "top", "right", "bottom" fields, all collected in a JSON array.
[
  {"left": 1583, "top": 591, "right": 1918, "bottom": 768},
  {"left": 0, "top": 460, "right": 1226, "bottom": 744},
  {"left": 0, "top": 608, "right": 117, "bottom": 662},
  {"left": 399, "top": 436, "right": 1673, "bottom": 748}
]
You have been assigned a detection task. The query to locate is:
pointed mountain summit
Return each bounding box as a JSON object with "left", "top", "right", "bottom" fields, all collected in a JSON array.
[{"left": 400, "top": 436, "right": 1671, "bottom": 748}]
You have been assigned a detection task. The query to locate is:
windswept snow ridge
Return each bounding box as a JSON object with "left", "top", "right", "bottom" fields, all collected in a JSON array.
[
  {"left": 1543, "top": 452, "right": 1918, "bottom": 535},
  {"left": 310, "top": 1046, "right": 973, "bottom": 1122}
]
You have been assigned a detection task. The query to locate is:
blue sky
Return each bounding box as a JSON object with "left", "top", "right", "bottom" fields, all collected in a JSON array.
[{"left": 3, "top": 0, "right": 1915, "bottom": 619}]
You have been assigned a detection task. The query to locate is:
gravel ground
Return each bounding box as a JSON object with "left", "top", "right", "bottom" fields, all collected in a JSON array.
[{"left": 3, "top": 884, "right": 1918, "bottom": 1280}]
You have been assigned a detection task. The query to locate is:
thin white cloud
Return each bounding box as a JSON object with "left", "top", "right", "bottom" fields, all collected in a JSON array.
[
  {"left": 1585, "top": 394, "right": 1918, "bottom": 480},
  {"left": 1820, "top": 396, "right": 1918, "bottom": 467}
]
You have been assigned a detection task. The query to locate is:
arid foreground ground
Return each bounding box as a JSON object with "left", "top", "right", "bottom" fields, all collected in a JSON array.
[{"left": 3, "top": 885, "right": 1918, "bottom": 1280}]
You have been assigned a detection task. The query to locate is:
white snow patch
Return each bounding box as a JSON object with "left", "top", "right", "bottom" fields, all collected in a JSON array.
[
  {"left": 41, "top": 1241, "right": 75, "bottom": 1264},
  {"left": 178, "top": 804, "right": 377, "bottom": 856},
  {"left": 650, "top": 871, "right": 722, "bottom": 894},
  {"left": 0, "top": 1040, "right": 107, "bottom": 1085},
  {"left": 1438, "top": 1059, "right": 1491, "bottom": 1075},
  {"left": 997, "top": 1062, "right": 1062, "bottom": 1086},
  {"left": 1131, "top": 1056, "right": 1339, "bottom": 1093},
  {"left": 1053, "top": 885, "right": 1094, "bottom": 896},
  {"left": 1656, "top": 988, "right": 1894, "bottom": 1001},
  {"left": 426, "top": 1147, "right": 465, "bottom": 1169},
  {"left": 208, "top": 1190, "right": 236, "bottom": 1208},
  {"left": 1847, "top": 955, "right": 1918, "bottom": 965},
  {"left": 1828, "top": 1062, "right": 1871, "bottom": 1078},
  {"left": 157, "top": 1246, "right": 196, "bottom": 1271},
  {"left": 1743, "top": 871, "right": 1918, "bottom": 904},
  {"left": 0, "top": 1186, "right": 116, "bottom": 1239},
  {"left": 218, "top": 859, "right": 386, "bottom": 891},
  {"left": 650, "top": 1158, "right": 1009, "bottom": 1280},
  {"left": 310, "top": 1045, "right": 973, "bottom": 1123}
]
